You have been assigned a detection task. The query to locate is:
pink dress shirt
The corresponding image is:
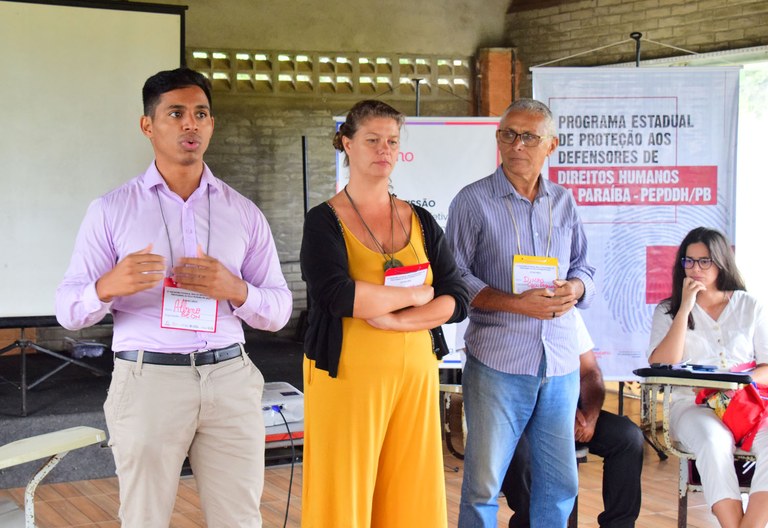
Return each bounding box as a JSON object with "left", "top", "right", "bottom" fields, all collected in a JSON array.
[{"left": 56, "top": 162, "right": 292, "bottom": 353}]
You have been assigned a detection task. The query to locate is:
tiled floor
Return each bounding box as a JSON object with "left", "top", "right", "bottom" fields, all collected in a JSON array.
[{"left": 0, "top": 385, "right": 723, "bottom": 527}]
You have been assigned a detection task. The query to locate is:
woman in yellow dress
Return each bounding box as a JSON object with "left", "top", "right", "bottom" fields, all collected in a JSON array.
[{"left": 300, "top": 99, "right": 468, "bottom": 527}]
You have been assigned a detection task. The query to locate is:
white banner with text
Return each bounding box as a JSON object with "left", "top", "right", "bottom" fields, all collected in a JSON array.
[{"left": 533, "top": 66, "right": 740, "bottom": 380}]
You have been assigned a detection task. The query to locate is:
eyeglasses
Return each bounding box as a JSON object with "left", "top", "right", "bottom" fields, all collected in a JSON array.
[
  {"left": 681, "top": 257, "right": 714, "bottom": 270},
  {"left": 496, "top": 129, "right": 552, "bottom": 147}
]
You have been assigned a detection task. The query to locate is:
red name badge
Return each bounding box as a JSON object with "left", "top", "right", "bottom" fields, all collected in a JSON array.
[{"left": 384, "top": 262, "right": 430, "bottom": 287}]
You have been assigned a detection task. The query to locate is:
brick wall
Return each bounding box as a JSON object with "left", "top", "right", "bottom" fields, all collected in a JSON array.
[
  {"left": 477, "top": 48, "right": 514, "bottom": 116},
  {"left": 505, "top": 0, "right": 768, "bottom": 96}
]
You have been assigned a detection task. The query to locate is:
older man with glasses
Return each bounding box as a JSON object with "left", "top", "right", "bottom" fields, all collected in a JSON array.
[{"left": 446, "top": 98, "right": 596, "bottom": 528}]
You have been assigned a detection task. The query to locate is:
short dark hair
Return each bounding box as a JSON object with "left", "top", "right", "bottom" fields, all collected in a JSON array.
[
  {"left": 665, "top": 226, "right": 746, "bottom": 329},
  {"left": 333, "top": 99, "right": 405, "bottom": 166},
  {"left": 142, "top": 67, "right": 213, "bottom": 117}
]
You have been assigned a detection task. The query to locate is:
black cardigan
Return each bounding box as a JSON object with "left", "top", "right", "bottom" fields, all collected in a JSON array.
[{"left": 299, "top": 202, "right": 469, "bottom": 377}]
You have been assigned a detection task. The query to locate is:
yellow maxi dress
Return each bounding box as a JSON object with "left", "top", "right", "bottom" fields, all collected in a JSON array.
[{"left": 301, "top": 212, "right": 447, "bottom": 528}]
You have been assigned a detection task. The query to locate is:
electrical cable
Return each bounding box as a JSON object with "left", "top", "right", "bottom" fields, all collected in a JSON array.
[{"left": 271, "top": 405, "right": 295, "bottom": 528}]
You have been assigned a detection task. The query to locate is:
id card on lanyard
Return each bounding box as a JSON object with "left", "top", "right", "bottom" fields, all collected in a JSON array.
[
  {"left": 384, "top": 262, "right": 430, "bottom": 287},
  {"left": 156, "top": 186, "right": 218, "bottom": 332},
  {"left": 505, "top": 193, "right": 558, "bottom": 294},
  {"left": 161, "top": 277, "right": 219, "bottom": 332},
  {"left": 512, "top": 255, "right": 558, "bottom": 293}
]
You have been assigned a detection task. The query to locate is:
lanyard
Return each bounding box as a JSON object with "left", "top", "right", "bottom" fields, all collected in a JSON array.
[
  {"left": 504, "top": 193, "right": 553, "bottom": 258},
  {"left": 343, "top": 186, "right": 419, "bottom": 270},
  {"left": 155, "top": 185, "right": 211, "bottom": 268}
]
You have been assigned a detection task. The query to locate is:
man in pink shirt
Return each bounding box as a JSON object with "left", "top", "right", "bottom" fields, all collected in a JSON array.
[{"left": 56, "top": 68, "right": 292, "bottom": 528}]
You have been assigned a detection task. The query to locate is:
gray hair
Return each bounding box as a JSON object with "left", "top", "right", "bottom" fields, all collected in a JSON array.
[{"left": 499, "top": 98, "right": 556, "bottom": 136}]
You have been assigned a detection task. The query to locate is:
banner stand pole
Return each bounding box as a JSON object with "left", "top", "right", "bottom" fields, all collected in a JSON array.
[
  {"left": 630, "top": 32, "right": 643, "bottom": 67},
  {"left": 530, "top": 33, "right": 697, "bottom": 69},
  {"left": 414, "top": 78, "right": 422, "bottom": 116}
]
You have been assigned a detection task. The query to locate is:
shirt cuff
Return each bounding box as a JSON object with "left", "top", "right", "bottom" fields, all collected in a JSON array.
[
  {"left": 231, "top": 282, "right": 257, "bottom": 319},
  {"left": 83, "top": 281, "right": 112, "bottom": 312},
  {"left": 463, "top": 275, "right": 489, "bottom": 303},
  {"left": 568, "top": 271, "right": 596, "bottom": 308}
]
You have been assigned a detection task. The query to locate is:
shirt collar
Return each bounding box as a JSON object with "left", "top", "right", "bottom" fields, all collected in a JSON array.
[
  {"left": 491, "top": 165, "right": 551, "bottom": 201},
  {"left": 139, "top": 161, "right": 222, "bottom": 196}
]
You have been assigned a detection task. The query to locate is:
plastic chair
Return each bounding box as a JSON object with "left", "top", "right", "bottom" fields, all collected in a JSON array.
[{"left": 0, "top": 426, "right": 106, "bottom": 527}]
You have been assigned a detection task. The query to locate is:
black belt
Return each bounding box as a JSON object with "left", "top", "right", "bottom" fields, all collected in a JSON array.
[{"left": 115, "top": 344, "right": 242, "bottom": 366}]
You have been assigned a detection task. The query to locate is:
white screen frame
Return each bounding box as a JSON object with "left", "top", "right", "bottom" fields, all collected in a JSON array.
[{"left": 0, "top": 0, "right": 185, "bottom": 322}]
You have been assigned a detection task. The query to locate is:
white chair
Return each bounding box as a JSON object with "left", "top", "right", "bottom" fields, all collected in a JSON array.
[
  {"left": 0, "top": 426, "right": 106, "bottom": 528},
  {"left": 640, "top": 374, "right": 755, "bottom": 528}
]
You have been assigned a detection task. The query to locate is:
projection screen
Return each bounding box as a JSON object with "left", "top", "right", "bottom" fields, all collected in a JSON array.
[{"left": 0, "top": 0, "right": 185, "bottom": 321}]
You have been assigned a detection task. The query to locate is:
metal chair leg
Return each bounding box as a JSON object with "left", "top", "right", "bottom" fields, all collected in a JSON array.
[
  {"left": 678, "top": 457, "right": 689, "bottom": 528},
  {"left": 25, "top": 452, "right": 68, "bottom": 527},
  {"left": 677, "top": 491, "right": 688, "bottom": 528}
]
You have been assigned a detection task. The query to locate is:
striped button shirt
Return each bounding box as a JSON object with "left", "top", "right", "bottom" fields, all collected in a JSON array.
[{"left": 446, "top": 166, "right": 596, "bottom": 376}]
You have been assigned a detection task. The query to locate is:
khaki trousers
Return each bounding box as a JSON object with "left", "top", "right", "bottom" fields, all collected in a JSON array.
[{"left": 104, "top": 349, "right": 265, "bottom": 528}]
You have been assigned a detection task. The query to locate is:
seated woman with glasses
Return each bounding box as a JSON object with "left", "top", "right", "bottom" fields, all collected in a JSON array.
[{"left": 648, "top": 226, "right": 768, "bottom": 528}]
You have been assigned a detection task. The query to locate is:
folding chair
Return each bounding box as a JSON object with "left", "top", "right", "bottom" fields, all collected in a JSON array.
[{"left": 0, "top": 426, "right": 106, "bottom": 527}]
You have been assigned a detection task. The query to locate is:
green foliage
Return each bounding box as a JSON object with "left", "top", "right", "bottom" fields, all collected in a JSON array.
[{"left": 741, "top": 64, "right": 768, "bottom": 120}]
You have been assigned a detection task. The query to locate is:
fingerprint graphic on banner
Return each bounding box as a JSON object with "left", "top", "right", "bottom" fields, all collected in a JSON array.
[{"left": 595, "top": 203, "right": 730, "bottom": 336}]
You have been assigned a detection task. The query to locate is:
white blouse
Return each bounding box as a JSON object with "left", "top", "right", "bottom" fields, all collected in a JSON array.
[{"left": 648, "top": 290, "right": 768, "bottom": 371}]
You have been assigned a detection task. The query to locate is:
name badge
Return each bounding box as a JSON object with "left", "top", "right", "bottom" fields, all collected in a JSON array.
[
  {"left": 384, "top": 262, "right": 430, "bottom": 288},
  {"left": 512, "top": 255, "right": 558, "bottom": 294},
  {"left": 160, "top": 277, "right": 218, "bottom": 332}
]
